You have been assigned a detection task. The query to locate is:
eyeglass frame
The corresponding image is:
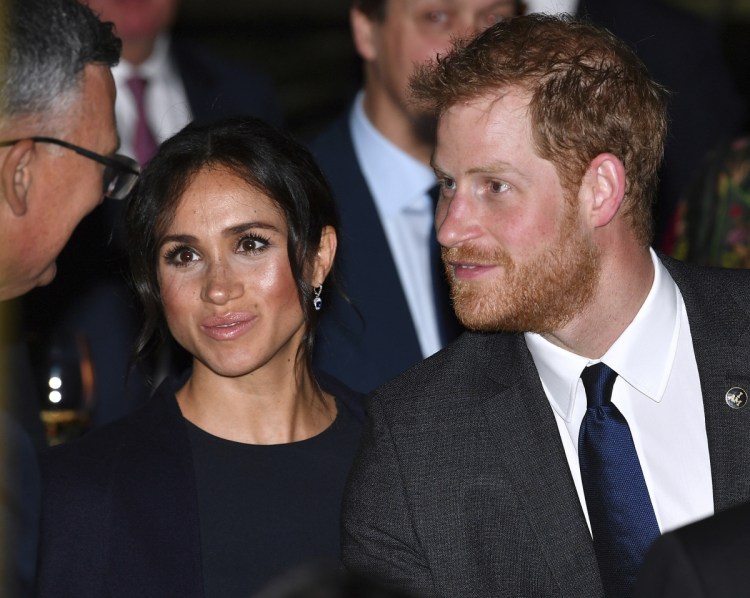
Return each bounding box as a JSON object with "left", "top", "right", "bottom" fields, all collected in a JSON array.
[{"left": 0, "top": 136, "right": 140, "bottom": 200}]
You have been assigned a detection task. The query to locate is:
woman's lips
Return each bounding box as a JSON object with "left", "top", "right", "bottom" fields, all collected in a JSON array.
[{"left": 201, "top": 313, "right": 256, "bottom": 341}]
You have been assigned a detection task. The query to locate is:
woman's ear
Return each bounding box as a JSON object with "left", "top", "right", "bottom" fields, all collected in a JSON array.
[
  {"left": 312, "top": 226, "right": 338, "bottom": 287},
  {"left": 581, "top": 152, "right": 626, "bottom": 229},
  {"left": 1, "top": 139, "right": 35, "bottom": 216}
]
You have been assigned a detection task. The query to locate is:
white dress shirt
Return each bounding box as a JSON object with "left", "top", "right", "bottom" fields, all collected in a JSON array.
[
  {"left": 111, "top": 34, "right": 192, "bottom": 159},
  {"left": 525, "top": 249, "right": 713, "bottom": 534},
  {"left": 349, "top": 92, "right": 442, "bottom": 358},
  {"left": 526, "top": 0, "right": 578, "bottom": 14}
]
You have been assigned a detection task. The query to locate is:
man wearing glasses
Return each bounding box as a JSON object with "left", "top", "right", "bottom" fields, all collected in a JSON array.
[
  {"left": 0, "top": 0, "right": 129, "bottom": 594},
  {"left": 0, "top": 0, "right": 136, "bottom": 301}
]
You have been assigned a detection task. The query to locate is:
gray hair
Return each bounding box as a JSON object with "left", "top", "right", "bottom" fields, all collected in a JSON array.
[{"left": 0, "top": 0, "right": 120, "bottom": 123}]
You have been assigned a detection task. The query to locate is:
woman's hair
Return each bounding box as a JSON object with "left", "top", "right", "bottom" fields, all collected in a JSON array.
[{"left": 126, "top": 116, "right": 339, "bottom": 373}]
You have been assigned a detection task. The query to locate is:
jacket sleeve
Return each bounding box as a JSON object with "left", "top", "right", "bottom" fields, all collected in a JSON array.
[{"left": 341, "top": 393, "right": 435, "bottom": 597}]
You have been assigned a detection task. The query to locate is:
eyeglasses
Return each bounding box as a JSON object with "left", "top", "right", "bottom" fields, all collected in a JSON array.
[{"left": 0, "top": 136, "right": 140, "bottom": 200}]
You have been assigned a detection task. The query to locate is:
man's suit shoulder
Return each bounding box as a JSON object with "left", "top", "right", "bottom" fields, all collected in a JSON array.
[
  {"left": 309, "top": 112, "right": 351, "bottom": 157},
  {"left": 370, "top": 331, "right": 526, "bottom": 417},
  {"left": 308, "top": 113, "right": 362, "bottom": 191},
  {"left": 662, "top": 255, "right": 750, "bottom": 322},
  {"left": 662, "top": 254, "right": 750, "bottom": 291}
]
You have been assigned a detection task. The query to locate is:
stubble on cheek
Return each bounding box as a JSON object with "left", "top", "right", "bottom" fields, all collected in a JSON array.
[{"left": 443, "top": 212, "right": 600, "bottom": 334}]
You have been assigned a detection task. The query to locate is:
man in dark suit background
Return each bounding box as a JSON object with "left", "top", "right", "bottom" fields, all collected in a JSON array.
[
  {"left": 634, "top": 500, "right": 750, "bottom": 597},
  {"left": 311, "top": 0, "right": 523, "bottom": 393},
  {"left": 342, "top": 14, "right": 750, "bottom": 597},
  {"left": 82, "top": 0, "right": 281, "bottom": 163}
]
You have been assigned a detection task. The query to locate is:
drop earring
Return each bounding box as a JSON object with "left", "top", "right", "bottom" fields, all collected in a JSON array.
[{"left": 313, "top": 285, "right": 323, "bottom": 311}]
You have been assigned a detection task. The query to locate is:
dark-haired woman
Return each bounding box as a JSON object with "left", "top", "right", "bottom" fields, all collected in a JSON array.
[{"left": 36, "top": 118, "right": 364, "bottom": 598}]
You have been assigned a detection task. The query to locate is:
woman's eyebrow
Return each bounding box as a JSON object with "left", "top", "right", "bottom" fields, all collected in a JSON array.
[
  {"left": 159, "top": 222, "right": 283, "bottom": 247},
  {"left": 223, "top": 221, "right": 281, "bottom": 237}
]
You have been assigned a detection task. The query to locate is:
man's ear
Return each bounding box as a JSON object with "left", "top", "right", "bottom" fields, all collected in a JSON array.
[
  {"left": 350, "top": 6, "right": 378, "bottom": 62},
  {"left": 581, "top": 153, "right": 626, "bottom": 229},
  {"left": 1, "top": 139, "right": 35, "bottom": 216},
  {"left": 311, "top": 226, "right": 338, "bottom": 287}
]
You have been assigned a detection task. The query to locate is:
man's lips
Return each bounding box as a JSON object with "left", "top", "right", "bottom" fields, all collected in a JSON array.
[
  {"left": 201, "top": 313, "right": 256, "bottom": 340},
  {"left": 446, "top": 261, "right": 498, "bottom": 281}
]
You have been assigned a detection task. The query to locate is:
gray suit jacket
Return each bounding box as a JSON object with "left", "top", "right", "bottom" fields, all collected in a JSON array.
[{"left": 341, "top": 256, "right": 750, "bottom": 597}]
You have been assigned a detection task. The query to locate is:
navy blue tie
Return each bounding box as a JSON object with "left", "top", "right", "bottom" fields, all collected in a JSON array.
[{"left": 578, "top": 363, "right": 660, "bottom": 598}]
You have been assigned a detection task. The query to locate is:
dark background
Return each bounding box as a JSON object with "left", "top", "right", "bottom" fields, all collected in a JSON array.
[{"left": 176, "top": 0, "right": 360, "bottom": 138}]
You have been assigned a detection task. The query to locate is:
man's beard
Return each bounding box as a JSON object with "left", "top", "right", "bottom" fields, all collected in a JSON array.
[{"left": 443, "top": 202, "right": 601, "bottom": 334}]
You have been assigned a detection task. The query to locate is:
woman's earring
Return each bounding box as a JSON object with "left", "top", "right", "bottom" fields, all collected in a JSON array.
[{"left": 313, "top": 285, "right": 323, "bottom": 311}]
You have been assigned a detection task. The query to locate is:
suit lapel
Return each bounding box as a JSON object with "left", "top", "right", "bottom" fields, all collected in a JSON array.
[
  {"left": 664, "top": 257, "right": 750, "bottom": 511},
  {"left": 476, "top": 336, "right": 602, "bottom": 596},
  {"left": 331, "top": 118, "right": 416, "bottom": 339}
]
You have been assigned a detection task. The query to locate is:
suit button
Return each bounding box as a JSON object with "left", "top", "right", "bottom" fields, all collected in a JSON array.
[{"left": 725, "top": 387, "right": 748, "bottom": 409}]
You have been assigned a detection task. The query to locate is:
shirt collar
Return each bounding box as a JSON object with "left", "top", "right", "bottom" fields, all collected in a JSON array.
[
  {"left": 112, "top": 33, "right": 172, "bottom": 82},
  {"left": 525, "top": 249, "right": 681, "bottom": 421},
  {"left": 349, "top": 91, "right": 435, "bottom": 217}
]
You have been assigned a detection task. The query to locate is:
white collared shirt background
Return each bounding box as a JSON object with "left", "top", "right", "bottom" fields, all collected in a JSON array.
[
  {"left": 526, "top": 0, "right": 579, "bottom": 15},
  {"left": 111, "top": 34, "right": 192, "bottom": 160},
  {"left": 350, "top": 92, "right": 442, "bottom": 359}
]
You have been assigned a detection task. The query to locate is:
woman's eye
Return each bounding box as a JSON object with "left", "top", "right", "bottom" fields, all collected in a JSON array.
[
  {"left": 489, "top": 180, "right": 510, "bottom": 193},
  {"left": 238, "top": 235, "right": 269, "bottom": 254},
  {"left": 164, "top": 246, "right": 198, "bottom": 267}
]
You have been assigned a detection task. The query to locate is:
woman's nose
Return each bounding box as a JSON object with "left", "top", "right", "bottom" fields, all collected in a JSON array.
[{"left": 200, "top": 261, "right": 243, "bottom": 305}]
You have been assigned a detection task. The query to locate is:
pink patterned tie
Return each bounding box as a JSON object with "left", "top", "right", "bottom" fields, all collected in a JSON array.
[{"left": 126, "top": 76, "right": 158, "bottom": 166}]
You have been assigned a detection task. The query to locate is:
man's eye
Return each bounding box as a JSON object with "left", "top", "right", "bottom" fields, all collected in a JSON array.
[
  {"left": 426, "top": 11, "right": 449, "bottom": 25},
  {"left": 481, "top": 13, "right": 507, "bottom": 29},
  {"left": 442, "top": 177, "right": 457, "bottom": 191},
  {"left": 489, "top": 180, "right": 509, "bottom": 193}
]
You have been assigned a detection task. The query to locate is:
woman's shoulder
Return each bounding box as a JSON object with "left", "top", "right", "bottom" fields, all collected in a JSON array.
[{"left": 41, "top": 374, "right": 186, "bottom": 477}]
